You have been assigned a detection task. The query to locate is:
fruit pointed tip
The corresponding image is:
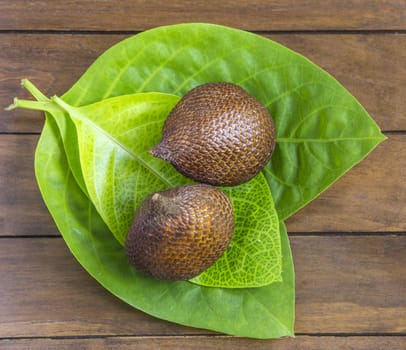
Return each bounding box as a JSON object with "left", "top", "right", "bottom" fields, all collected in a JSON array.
[
  {"left": 150, "top": 143, "right": 170, "bottom": 161},
  {"left": 149, "top": 145, "right": 160, "bottom": 157},
  {"left": 151, "top": 192, "right": 161, "bottom": 201},
  {"left": 150, "top": 191, "right": 181, "bottom": 216}
]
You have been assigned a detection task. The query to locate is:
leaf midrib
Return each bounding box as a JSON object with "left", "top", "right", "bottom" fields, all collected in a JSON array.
[{"left": 55, "top": 98, "right": 175, "bottom": 188}]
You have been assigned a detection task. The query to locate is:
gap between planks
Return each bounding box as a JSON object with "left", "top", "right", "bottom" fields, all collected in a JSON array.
[
  {"left": 1, "top": 333, "right": 405, "bottom": 341},
  {"left": 0, "top": 232, "right": 405, "bottom": 239},
  {"left": 0, "top": 29, "right": 406, "bottom": 35}
]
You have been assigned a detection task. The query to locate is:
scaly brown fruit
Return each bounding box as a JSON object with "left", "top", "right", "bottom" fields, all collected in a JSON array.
[
  {"left": 125, "top": 184, "right": 234, "bottom": 280},
  {"left": 151, "top": 82, "right": 276, "bottom": 186}
]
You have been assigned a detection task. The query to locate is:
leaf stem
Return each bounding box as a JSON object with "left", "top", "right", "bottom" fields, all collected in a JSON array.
[
  {"left": 21, "top": 79, "right": 49, "bottom": 102},
  {"left": 5, "top": 98, "right": 57, "bottom": 113}
]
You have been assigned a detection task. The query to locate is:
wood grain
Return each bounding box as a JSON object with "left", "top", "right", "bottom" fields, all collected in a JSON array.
[
  {"left": 0, "top": 236, "right": 404, "bottom": 337},
  {"left": 1, "top": 33, "right": 405, "bottom": 133},
  {"left": 0, "top": 336, "right": 405, "bottom": 350},
  {"left": 1, "top": 0, "right": 405, "bottom": 347},
  {"left": 0, "top": 0, "right": 405, "bottom": 31},
  {"left": 0, "top": 134, "right": 404, "bottom": 236},
  {"left": 286, "top": 133, "right": 406, "bottom": 233},
  {"left": 0, "top": 135, "right": 56, "bottom": 236}
]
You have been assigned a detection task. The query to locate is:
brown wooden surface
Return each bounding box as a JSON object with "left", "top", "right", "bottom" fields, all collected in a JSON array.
[
  {"left": 2, "top": 33, "right": 405, "bottom": 133},
  {"left": 1, "top": 0, "right": 405, "bottom": 349},
  {"left": 1, "top": 134, "right": 405, "bottom": 236},
  {"left": 1, "top": 236, "right": 405, "bottom": 337},
  {"left": 0, "top": 0, "right": 405, "bottom": 31},
  {"left": 1, "top": 336, "right": 406, "bottom": 350}
]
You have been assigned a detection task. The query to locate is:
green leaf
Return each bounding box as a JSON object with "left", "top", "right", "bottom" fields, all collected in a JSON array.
[
  {"left": 62, "top": 23, "right": 385, "bottom": 219},
  {"left": 53, "top": 92, "right": 185, "bottom": 244},
  {"left": 10, "top": 22, "right": 388, "bottom": 338},
  {"left": 192, "top": 177, "right": 282, "bottom": 288},
  {"left": 34, "top": 116, "right": 294, "bottom": 339},
  {"left": 8, "top": 80, "right": 88, "bottom": 196},
  {"left": 51, "top": 93, "right": 282, "bottom": 288}
]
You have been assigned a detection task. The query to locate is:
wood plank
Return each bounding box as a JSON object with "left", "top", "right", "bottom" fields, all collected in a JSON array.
[
  {"left": 1, "top": 33, "right": 405, "bottom": 133},
  {"left": 0, "top": 336, "right": 405, "bottom": 350},
  {"left": 286, "top": 133, "right": 406, "bottom": 233},
  {"left": 0, "top": 1, "right": 404, "bottom": 31},
  {"left": 0, "top": 134, "right": 404, "bottom": 236},
  {"left": 0, "top": 237, "right": 202, "bottom": 337},
  {"left": 0, "top": 135, "right": 56, "bottom": 236},
  {"left": 293, "top": 235, "right": 406, "bottom": 333},
  {"left": 0, "top": 236, "right": 404, "bottom": 337}
]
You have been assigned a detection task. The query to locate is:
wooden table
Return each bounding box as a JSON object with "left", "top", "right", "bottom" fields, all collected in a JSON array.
[{"left": 1, "top": 1, "right": 405, "bottom": 349}]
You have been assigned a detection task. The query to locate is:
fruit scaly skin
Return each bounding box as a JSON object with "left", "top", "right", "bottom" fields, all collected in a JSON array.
[
  {"left": 151, "top": 82, "right": 276, "bottom": 186},
  {"left": 125, "top": 184, "right": 234, "bottom": 280}
]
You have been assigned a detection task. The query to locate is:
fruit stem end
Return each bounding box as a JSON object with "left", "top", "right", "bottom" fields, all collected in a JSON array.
[
  {"left": 151, "top": 192, "right": 181, "bottom": 216},
  {"left": 150, "top": 143, "right": 171, "bottom": 162}
]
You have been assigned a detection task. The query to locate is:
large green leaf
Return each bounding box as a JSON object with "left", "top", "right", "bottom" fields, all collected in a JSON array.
[
  {"left": 63, "top": 23, "right": 385, "bottom": 219},
  {"left": 9, "top": 22, "right": 387, "bottom": 338},
  {"left": 53, "top": 93, "right": 184, "bottom": 244},
  {"left": 10, "top": 83, "right": 283, "bottom": 288},
  {"left": 51, "top": 93, "right": 282, "bottom": 289},
  {"left": 194, "top": 176, "right": 281, "bottom": 288},
  {"left": 34, "top": 115, "right": 294, "bottom": 339}
]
